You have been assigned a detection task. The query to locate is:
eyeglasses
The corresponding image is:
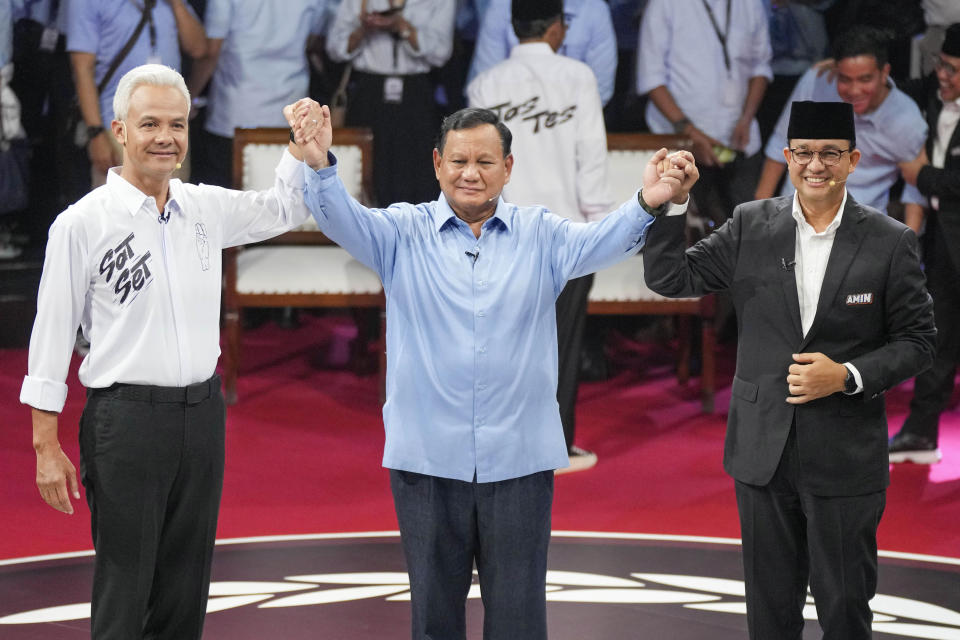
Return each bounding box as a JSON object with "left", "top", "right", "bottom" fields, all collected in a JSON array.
[
  {"left": 788, "top": 148, "right": 851, "bottom": 166},
  {"left": 932, "top": 54, "right": 960, "bottom": 77}
]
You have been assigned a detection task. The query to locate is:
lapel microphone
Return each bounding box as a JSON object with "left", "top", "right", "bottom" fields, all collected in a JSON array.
[{"left": 828, "top": 178, "right": 847, "bottom": 186}]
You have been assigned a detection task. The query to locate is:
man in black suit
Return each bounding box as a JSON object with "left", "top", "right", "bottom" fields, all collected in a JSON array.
[
  {"left": 891, "top": 23, "right": 960, "bottom": 464},
  {"left": 644, "top": 101, "right": 936, "bottom": 639}
]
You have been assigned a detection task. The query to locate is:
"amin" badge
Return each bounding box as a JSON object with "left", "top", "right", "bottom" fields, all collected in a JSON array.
[{"left": 846, "top": 292, "right": 873, "bottom": 305}]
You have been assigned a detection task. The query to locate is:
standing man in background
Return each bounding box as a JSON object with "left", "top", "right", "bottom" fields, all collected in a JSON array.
[
  {"left": 467, "top": 0, "right": 613, "bottom": 472},
  {"left": 67, "top": 0, "right": 206, "bottom": 186},
  {"left": 467, "top": 0, "right": 617, "bottom": 107},
  {"left": 891, "top": 23, "right": 960, "bottom": 464},
  {"left": 637, "top": 0, "right": 771, "bottom": 227}
]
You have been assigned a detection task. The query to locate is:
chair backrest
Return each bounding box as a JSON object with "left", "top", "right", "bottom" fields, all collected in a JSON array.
[
  {"left": 232, "top": 127, "right": 374, "bottom": 204},
  {"left": 605, "top": 133, "right": 693, "bottom": 204}
]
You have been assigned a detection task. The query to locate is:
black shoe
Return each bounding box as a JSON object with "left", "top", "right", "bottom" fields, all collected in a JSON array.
[{"left": 888, "top": 431, "right": 941, "bottom": 464}]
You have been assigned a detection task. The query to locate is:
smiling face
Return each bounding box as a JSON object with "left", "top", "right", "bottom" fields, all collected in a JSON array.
[
  {"left": 433, "top": 124, "right": 513, "bottom": 223},
  {"left": 835, "top": 55, "right": 890, "bottom": 115},
  {"left": 784, "top": 138, "right": 860, "bottom": 208},
  {"left": 935, "top": 52, "right": 960, "bottom": 103},
  {"left": 114, "top": 83, "right": 188, "bottom": 186}
]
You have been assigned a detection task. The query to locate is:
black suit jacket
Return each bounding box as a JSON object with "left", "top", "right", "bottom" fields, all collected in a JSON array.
[
  {"left": 902, "top": 74, "right": 960, "bottom": 271},
  {"left": 644, "top": 196, "right": 935, "bottom": 496}
]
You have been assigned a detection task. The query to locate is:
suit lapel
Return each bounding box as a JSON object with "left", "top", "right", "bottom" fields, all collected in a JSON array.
[
  {"left": 771, "top": 199, "right": 803, "bottom": 341},
  {"left": 798, "top": 197, "right": 865, "bottom": 350}
]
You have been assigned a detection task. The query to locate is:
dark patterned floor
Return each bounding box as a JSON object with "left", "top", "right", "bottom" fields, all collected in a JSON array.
[{"left": 2, "top": 532, "right": 959, "bottom": 639}]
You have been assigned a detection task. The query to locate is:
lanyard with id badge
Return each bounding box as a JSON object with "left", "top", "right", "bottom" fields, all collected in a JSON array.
[
  {"left": 702, "top": 0, "right": 741, "bottom": 162},
  {"left": 139, "top": 0, "right": 162, "bottom": 65},
  {"left": 380, "top": 0, "right": 407, "bottom": 104}
]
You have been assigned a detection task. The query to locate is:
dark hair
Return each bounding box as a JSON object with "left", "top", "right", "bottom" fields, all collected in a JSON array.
[
  {"left": 435, "top": 107, "right": 513, "bottom": 157},
  {"left": 512, "top": 15, "right": 562, "bottom": 40},
  {"left": 832, "top": 25, "right": 892, "bottom": 68}
]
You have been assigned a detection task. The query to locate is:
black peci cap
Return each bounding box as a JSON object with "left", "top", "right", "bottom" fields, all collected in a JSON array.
[
  {"left": 512, "top": 0, "right": 564, "bottom": 23},
  {"left": 786, "top": 101, "right": 856, "bottom": 147}
]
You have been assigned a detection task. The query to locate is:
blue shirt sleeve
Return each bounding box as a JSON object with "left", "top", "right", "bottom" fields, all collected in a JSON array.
[
  {"left": 467, "top": 0, "right": 510, "bottom": 86},
  {"left": 578, "top": 1, "right": 617, "bottom": 105},
  {"left": 204, "top": 0, "right": 233, "bottom": 40},
  {"left": 65, "top": 0, "right": 99, "bottom": 54},
  {"left": 304, "top": 155, "right": 400, "bottom": 282}
]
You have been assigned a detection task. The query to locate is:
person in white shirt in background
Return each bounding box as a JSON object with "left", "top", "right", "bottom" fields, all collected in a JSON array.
[
  {"left": 466, "top": 0, "right": 612, "bottom": 473},
  {"left": 20, "top": 63, "right": 319, "bottom": 639}
]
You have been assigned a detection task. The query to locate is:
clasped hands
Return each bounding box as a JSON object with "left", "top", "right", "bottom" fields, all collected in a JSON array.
[
  {"left": 283, "top": 98, "right": 332, "bottom": 170},
  {"left": 642, "top": 148, "right": 699, "bottom": 209}
]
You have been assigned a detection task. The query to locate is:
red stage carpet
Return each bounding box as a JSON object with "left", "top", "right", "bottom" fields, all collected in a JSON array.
[{"left": 2, "top": 312, "right": 958, "bottom": 561}]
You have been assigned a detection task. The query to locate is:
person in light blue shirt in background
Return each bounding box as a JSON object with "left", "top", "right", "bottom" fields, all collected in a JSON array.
[
  {"left": 186, "top": 0, "right": 329, "bottom": 187},
  {"left": 66, "top": 0, "right": 205, "bottom": 185},
  {"left": 467, "top": 0, "right": 617, "bottom": 105},
  {"left": 292, "top": 100, "right": 698, "bottom": 639},
  {"left": 754, "top": 25, "right": 928, "bottom": 231}
]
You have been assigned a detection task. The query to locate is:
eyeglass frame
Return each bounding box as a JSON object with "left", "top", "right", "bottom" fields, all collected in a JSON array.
[
  {"left": 787, "top": 147, "right": 853, "bottom": 166},
  {"left": 932, "top": 53, "right": 960, "bottom": 77}
]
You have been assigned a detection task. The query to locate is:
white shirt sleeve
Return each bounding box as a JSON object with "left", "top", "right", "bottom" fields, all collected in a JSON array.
[{"left": 20, "top": 213, "right": 93, "bottom": 412}]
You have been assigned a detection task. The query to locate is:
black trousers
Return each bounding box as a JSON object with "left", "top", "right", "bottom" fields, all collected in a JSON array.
[
  {"left": 347, "top": 71, "right": 438, "bottom": 206},
  {"left": 390, "top": 470, "right": 553, "bottom": 640},
  {"left": 190, "top": 127, "right": 234, "bottom": 189},
  {"left": 735, "top": 425, "right": 885, "bottom": 640},
  {"left": 556, "top": 273, "right": 593, "bottom": 450},
  {"left": 79, "top": 376, "right": 226, "bottom": 640},
  {"left": 690, "top": 151, "right": 763, "bottom": 228},
  {"left": 901, "top": 226, "right": 960, "bottom": 442}
]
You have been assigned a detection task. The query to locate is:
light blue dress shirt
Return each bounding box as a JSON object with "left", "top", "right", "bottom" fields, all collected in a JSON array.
[
  {"left": 467, "top": 0, "right": 617, "bottom": 105},
  {"left": 764, "top": 68, "right": 928, "bottom": 211},
  {"left": 203, "top": 0, "right": 327, "bottom": 138},
  {"left": 637, "top": 0, "right": 772, "bottom": 156},
  {"left": 304, "top": 155, "right": 657, "bottom": 482},
  {"left": 1, "top": 0, "right": 12, "bottom": 68},
  {"left": 67, "top": 0, "right": 189, "bottom": 128}
]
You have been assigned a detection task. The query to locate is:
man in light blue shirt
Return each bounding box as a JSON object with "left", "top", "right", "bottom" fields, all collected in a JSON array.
[
  {"left": 294, "top": 102, "right": 697, "bottom": 638},
  {"left": 187, "top": 0, "right": 328, "bottom": 187},
  {"left": 67, "top": 0, "right": 205, "bottom": 183},
  {"left": 637, "top": 0, "right": 771, "bottom": 228},
  {"left": 754, "top": 25, "right": 928, "bottom": 228},
  {"left": 467, "top": 0, "right": 617, "bottom": 105}
]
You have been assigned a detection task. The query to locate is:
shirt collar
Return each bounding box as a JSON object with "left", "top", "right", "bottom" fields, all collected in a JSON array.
[
  {"left": 510, "top": 42, "right": 555, "bottom": 59},
  {"left": 791, "top": 190, "right": 848, "bottom": 234},
  {"left": 433, "top": 192, "right": 510, "bottom": 233},
  {"left": 938, "top": 90, "right": 960, "bottom": 111},
  {"left": 105, "top": 168, "right": 183, "bottom": 218}
]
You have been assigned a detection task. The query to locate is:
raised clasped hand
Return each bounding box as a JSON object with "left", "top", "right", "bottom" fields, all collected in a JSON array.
[{"left": 643, "top": 148, "right": 699, "bottom": 208}]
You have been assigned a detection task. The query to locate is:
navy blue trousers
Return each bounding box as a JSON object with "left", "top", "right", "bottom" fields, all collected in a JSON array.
[{"left": 390, "top": 469, "right": 554, "bottom": 640}]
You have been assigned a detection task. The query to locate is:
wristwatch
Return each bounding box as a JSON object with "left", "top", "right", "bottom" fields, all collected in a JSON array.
[
  {"left": 85, "top": 125, "right": 104, "bottom": 142},
  {"left": 671, "top": 118, "right": 691, "bottom": 135},
  {"left": 638, "top": 189, "right": 669, "bottom": 217},
  {"left": 842, "top": 365, "right": 857, "bottom": 395}
]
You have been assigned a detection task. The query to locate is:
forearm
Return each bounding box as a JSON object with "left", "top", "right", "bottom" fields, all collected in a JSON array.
[
  {"left": 903, "top": 203, "right": 925, "bottom": 235},
  {"left": 647, "top": 85, "right": 688, "bottom": 129},
  {"left": 170, "top": 0, "right": 207, "bottom": 58},
  {"left": 186, "top": 40, "right": 222, "bottom": 97},
  {"left": 740, "top": 76, "right": 768, "bottom": 123},
  {"left": 755, "top": 158, "right": 786, "bottom": 199},
  {"left": 32, "top": 408, "right": 61, "bottom": 454},
  {"left": 70, "top": 52, "right": 103, "bottom": 127}
]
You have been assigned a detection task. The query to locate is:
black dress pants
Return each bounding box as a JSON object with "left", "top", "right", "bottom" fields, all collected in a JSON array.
[
  {"left": 556, "top": 273, "right": 593, "bottom": 450},
  {"left": 901, "top": 226, "right": 960, "bottom": 442},
  {"left": 79, "top": 376, "right": 226, "bottom": 640},
  {"left": 735, "top": 425, "right": 885, "bottom": 640}
]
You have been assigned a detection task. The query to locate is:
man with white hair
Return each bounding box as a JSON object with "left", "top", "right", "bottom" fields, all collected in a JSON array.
[{"left": 20, "top": 64, "right": 319, "bottom": 639}]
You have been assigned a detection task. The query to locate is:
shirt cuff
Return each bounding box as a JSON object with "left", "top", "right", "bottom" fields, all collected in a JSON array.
[
  {"left": 843, "top": 362, "right": 864, "bottom": 395},
  {"left": 20, "top": 376, "right": 69, "bottom": 413},
  {"left": 278, "top": 148, "right": 306, "bottom": 188}
]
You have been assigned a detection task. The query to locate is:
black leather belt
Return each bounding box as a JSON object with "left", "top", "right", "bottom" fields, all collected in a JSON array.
[{"left": 90, "top": 375, "right": 220, "bottom": 406}]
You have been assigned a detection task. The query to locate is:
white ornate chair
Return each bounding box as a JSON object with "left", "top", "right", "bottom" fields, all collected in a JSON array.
[
  {"left": 222, "top": 127, "right": 383, "bottom": 404},
  {"left": 588, "top": 133, "right": 715, "bottom": 412}
]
